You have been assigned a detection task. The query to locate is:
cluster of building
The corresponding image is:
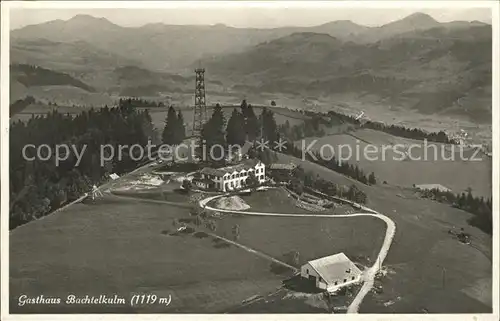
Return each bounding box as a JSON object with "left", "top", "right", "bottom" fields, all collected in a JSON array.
[
  {"left": 191, "top": 151, "right": 300, "bottom": 192},
  {"left": 186, "top": 144, "right": 361, "bottom": 292}
]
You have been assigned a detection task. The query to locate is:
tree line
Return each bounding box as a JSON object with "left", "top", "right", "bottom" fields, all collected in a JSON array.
[
  {"left": 118, "top": 97, "right": 166, "bottom": 108},
  {"left": 10, "top": 96, "right": 36, "bottom": 116},
  {"left": 10, "top": 101, "right": 156, "bottom": 229},
  {"left": 325, "top": 110, "right": 454, "bottom": 144},
  {"left": 273, "top": 165, "right": 368, "bottom": 204},
  {"left": 277, "top": 115, "right": 328, "bottom": 141},
  {"left": 274, "top": 106, "right": 490, "bottom": 231},
  {"left": 173, "top": 99, "right": 375, "bottom": 186},
  {"left": 277, "top": 137, "right": 376, "bottom": 186},
  {"left": 419, "top": 187, "right": 492, "bottom": 234},
  {"left": 180, "top": 100, "right": 263, "bottom": 164},
  {"left": 12, "top": 64, "right": 95, "bottom": 92},
  {"left": 274, "top": 114, "right": 376, "bottom": 185},
  {"left": 278, "top": 106, "right": 455, "bottom": 144}
]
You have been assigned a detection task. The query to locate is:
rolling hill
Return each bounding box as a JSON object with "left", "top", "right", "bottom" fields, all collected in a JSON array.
[
  {"left": 10, "top": 64, "right": 99, "bottom": 106},
  {"left": 110, "top": 66, "right": 193, "bottom": 96},
  {"left": 352, "top": 12, "right": 441, "bottom": 42},
  {"left": 11, "top": 14, "right": 294, "bottom": 71},
  {"left": 10, "top": 13, "right": 492, "bottom": 122},
  {"left": 11, "top": 13, "right": 490, "bottom": 71},
  {"left": 205, "top": 25, "right": 491, "bottom": 121},
  {"left": 11, "top": 64, "right": 95, "bottom": 92},
  {"left": 11, "top": 38, "right": 143, "bottom": 90}
]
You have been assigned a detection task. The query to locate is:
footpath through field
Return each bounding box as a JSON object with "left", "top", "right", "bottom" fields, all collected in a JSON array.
[{"left": 198, "top": 192, "right": 396, "bottom": 314}]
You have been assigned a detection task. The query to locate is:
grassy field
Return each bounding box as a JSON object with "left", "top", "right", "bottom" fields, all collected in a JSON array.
[
  {"left": 212, "top": 214, "right": 385, "bottom": 269},
  {"left": 10, "top": 180, "right": 386, "bottom": 314},
  {"left": 296, "top": 128, "right": 492, "bottom": 197},
  {"left": 274, "top": 151, "right": 492, "bottom": 313},
  {"left": 9, "top": 151, "right": 492, "bottom": 313},
  {"left": 215, "top": 188, "right": 356, "bottom": 216},
  {"left": 206, "top": 187, "right": 386, "bottom": 267},
  {"left": 10, "top": 196, "right": 287, "bottom": 313},
  {"left": 111, "top": 188, "right": 191, "bottom": 204}
]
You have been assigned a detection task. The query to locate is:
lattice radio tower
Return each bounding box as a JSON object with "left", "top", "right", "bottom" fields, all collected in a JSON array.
[{"left": 192, "top": 68, "right": 207, "bottom": 137}]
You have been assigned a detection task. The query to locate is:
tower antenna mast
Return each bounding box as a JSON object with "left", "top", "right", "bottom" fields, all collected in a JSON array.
[{"left": 193, "top": 65, "right": 207, "bottom": 137}]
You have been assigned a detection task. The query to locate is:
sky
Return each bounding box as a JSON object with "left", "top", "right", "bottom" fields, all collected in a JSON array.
[{"left": 9, "top": 7, "right": 492, "bottom": 30}]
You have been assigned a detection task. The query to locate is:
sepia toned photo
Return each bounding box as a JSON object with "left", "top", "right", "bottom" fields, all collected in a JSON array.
[{"left": 2, "top": 1, "right": 498, "bottom": 318}]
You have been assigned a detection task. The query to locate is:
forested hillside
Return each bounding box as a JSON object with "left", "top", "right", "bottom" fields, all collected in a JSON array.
[
  {"left": 11, "top": 64, "right": 95, "bottom": 91},
  {"left": 10, "top": 101, "right": 156, "bottom": 229}
]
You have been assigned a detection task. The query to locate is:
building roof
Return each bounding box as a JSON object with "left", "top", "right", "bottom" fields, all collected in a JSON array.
[
  {"left": 200, "top": 167, "right": 226, "bottom": 177},
  {"left": 200, "top": 159, "right": 263, "bottom": 178},
  {"left": 415, "top": 184, "right": 451, "bottom": 193},
  {"left": 240, "top": 141, "right": 253, "bottom": 155},
  {"left": 305, "top": 253, "right": 361, "bottom": 285},
  {"left": 193, "top": 177, "right": 213, "bottom": 185},
  {"left": 269, "top": 163, "right": 297, "bottom": 170}
]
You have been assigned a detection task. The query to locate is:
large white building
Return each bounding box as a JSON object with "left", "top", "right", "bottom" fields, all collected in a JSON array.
[
  {"left": 197, "top": 159, "right": 266, "bottom": 192},
  {"left": 301, "top": 253, "right": 362, "bottom": 292}
]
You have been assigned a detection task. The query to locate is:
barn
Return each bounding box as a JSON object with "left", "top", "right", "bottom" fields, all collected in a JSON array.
[{"left": 300, "top": 252, "right": 362, "bottom": 292}]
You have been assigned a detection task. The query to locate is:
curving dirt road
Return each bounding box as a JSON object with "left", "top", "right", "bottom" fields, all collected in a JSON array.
[{"left": 199, "top": 192, "right": 396, "bottom": 313}]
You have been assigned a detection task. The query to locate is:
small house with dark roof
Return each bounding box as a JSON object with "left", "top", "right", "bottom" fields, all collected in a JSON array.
[{"left": 301, "top": 252, "right": 362, "bottom": 292}]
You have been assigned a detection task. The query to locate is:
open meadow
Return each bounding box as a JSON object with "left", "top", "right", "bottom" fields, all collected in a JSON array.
[
  {"left": 9, "top": 146, "right": 492, "bottom": 314},
  {"left": 236, "top": 188, "right": 355, "bottom": 215},
  {"left": 297, "top": 128, "right": 492, "bottom": 198},
  {"left": 10, "top": 177, "right": 388, "bottom": 314},
  {"left": 10, "top": 196, "right": 287, "bottom": 313},
  {"left": 274, "top": 151, "right": 492, "bottom": 313},
  {"left": 210, "top": 210, "right": 386, "bottom": 269},
  {"left": 205, "top": 187, "right": 385, "bottom": 266}
]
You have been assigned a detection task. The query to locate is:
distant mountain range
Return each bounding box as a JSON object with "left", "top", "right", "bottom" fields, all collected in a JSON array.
[
  {"left": 205, "top": 24, "right": 491, "bottom": 119},
  {"left": 10, "top": 13, "right": 492, "bottom": 122},
  {"left": 11, "top": 12, "right": 488, "bottom": 71}
]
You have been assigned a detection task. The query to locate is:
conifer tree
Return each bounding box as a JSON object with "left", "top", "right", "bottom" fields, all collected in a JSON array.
[
  {"left": 201, "top": 103, "right": 226, "bottom": 162},
  {"left": 162, "top": 106, "right": 178, "bottom": 145},
  {"left": 261, "top": 107, "right": 278, "bottom": 144},
  {"left": 226, "top": 108, "right": 246, "bottom": 147},
  {"left": 368, "top": 172, "right": 377, "bottom": 185},
  {"left": 245, "top": 104, "right": 259, "bottom": 142},
  {"left": 176, "top": 110, "right": 186, "bottom": 143},
  {"left": 240, "top": 99, "right": 248, "bottom": 117}
]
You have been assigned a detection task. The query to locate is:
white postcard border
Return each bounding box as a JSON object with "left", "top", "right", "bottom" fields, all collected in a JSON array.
[{"left": 1, "top": 1, "right": 499, "bottom": 321}]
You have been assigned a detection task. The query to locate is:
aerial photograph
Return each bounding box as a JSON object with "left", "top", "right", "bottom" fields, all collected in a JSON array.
[{"left": 5, "top": 2, "right": 495, "bottom": 316}]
